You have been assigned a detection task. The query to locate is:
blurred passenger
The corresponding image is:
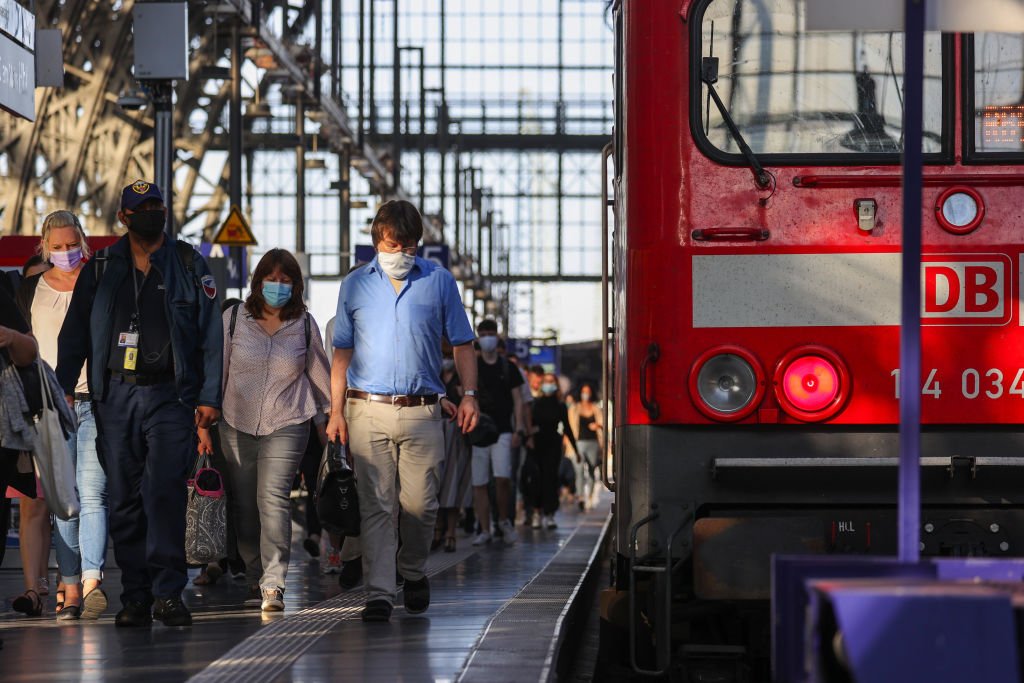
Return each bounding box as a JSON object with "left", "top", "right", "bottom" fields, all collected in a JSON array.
[
  {"left": 204, "top": 249, "right": 331, "bottom": 612},
  {"left": 327, "top": 199, "right": 479, "bottom": 622},
  {"left": 530, "top": 373, "right": 579, "bottom": 529},
  {"left": 568, "top": 383, "right": 604, "bottom": 511},
  {"left": 470, "top": 319, "right": 524, "bottom": 546},
  {"left": 436, "top": 351, "right": 473, "bottom": 553},
  {"left": 193, "top": 297, "right": 248, "bottom": 587},
  {"left": 1, "top": 281, "right": 40, "bottom": 616},
  {"left": 527, "top": 364, "right": 545, "bottom": 399},
  {"left": 506, "top": 353, "right": 534, "bottom": 525},
  {"left": 16, "top": 211, "right": 108, "bottom": 621}
]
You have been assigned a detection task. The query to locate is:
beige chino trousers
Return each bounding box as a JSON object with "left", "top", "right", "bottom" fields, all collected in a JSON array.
[{"left": 345, "top": 397, "right": 445, "bottom": 604}]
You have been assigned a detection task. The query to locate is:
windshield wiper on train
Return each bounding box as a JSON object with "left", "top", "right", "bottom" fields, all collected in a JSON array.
[{"left": 701, "top": 56, "right": 772, "bottom": 190}]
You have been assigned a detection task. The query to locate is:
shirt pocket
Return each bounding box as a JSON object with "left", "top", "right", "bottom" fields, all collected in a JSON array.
[{"left": 408, "top": 304, "right": 441, "bottom": 337}]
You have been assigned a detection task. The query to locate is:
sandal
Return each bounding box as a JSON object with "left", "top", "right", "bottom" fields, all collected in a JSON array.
[
  {"left": 12, "top": 590, "right": 42, "bottom": 617},
  {"left": 81, "top": 587, "right": 107, "bottom": 620},
  {"left": 444, "top": 536, "right": 456, "bottom": 553},
  {"left": 55, "top": 588, "right": 66, "bottom": 614}
]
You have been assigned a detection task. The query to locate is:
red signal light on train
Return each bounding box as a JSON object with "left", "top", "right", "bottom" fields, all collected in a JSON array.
[{"left": 773, "top": 346, "right": 850, "bottom": 422}]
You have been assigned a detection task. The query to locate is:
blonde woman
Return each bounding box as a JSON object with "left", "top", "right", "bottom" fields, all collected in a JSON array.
[{"left": 14, "top": 211, "right": 108, "bottom": 620}]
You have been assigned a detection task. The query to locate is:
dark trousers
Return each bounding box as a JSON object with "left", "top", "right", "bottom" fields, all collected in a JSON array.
[
  {"left": 299, "top": 421, "right": 322, "bottom": 538},
  {"left": 535, "top": 441, "right": 562, "bottom": 516},
  {"left": 94, "top": 377, "right": 194, "bottom": 606}
]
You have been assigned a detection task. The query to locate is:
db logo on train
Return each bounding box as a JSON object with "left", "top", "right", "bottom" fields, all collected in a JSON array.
[{"left": 921, "top": 255, "right": 1011, "bottom": 326}]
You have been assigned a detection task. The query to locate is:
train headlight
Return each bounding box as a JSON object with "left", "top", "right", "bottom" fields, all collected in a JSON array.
[
  {"left": 689, "top": 346, "right": 764, "bottom": 421},
  {"left": 936, "top": 186, "right": 984, "bottom": 235},
  {"left": 774, "top": 346, "right": 850, "bottom": 422}
]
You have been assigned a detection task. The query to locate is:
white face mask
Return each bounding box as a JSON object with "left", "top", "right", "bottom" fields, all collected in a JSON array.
[
  {"left": 478, "top": 336, "right": 499, "bottom": 353},
  {"left": 378, "top": 250, "right": 416, "bottom": 280}
]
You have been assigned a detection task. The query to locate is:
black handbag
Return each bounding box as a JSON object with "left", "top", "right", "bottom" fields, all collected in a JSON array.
[
  {"left": 466, "top": 412, "right": 500, "bottom": 447},
  {"left": 316, "top": 440, "right": 361, "bottom": 537}
]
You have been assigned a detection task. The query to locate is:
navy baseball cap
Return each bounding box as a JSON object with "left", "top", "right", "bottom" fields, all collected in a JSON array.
[{"left": 120, "top": 180, "right": 164, "bottom": 211}]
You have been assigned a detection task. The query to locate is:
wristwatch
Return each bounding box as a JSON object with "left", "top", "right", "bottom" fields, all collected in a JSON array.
[{"left": 464, "top": 389, "right": 478, "bottom": 398}]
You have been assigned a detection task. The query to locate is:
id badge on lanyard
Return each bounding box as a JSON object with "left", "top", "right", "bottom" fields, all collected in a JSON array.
[{"left": 119, "top": 314, "right": 140, "bottom": 371}]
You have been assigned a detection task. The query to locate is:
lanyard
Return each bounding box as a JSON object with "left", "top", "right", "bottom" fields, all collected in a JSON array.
[{"left": 129, "top": 267, "right": 146, "bottom": 333}]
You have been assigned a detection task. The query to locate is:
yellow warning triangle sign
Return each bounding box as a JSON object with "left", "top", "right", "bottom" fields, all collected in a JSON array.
[{"left": 213, "top": 205, "right": 258, "bottom": 246}]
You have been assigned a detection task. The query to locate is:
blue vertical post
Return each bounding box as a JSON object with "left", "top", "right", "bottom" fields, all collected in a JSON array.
[{"left": 899, "top": 0, "right": 926, "bottom": 564}]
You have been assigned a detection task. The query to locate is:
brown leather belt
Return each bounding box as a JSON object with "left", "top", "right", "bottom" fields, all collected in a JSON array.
[{"left": 346, "top": 389, "right": 439, "bottom": 407}]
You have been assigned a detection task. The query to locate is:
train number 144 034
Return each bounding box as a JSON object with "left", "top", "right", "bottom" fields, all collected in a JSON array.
[{"left": 890, "top": 368, "right": 1024, "bottom": 400}]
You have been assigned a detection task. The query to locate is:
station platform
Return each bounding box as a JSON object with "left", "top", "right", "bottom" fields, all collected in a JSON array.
[{"left": 0, "top": 497, "right": 609, "bottom": 682}]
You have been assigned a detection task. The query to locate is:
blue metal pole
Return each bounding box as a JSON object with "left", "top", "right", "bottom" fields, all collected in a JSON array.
[{"left": 899, "top": 0, "right": 925, "bottom": 564}]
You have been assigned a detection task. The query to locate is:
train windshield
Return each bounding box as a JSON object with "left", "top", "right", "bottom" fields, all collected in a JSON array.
[
  {"left": 973, "top": 33, "right": 1024, "bottom": 154},
  {"left": 696, "top": 0, "right": 944, "bottom": 157}
]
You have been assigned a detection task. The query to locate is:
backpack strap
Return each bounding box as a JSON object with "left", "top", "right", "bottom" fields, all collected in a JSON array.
[
  {"left": 229, "top": 302, "right": 241, "bottom": 338},
  {"left": 304, "top": 312, "right": 311, "bottom": 349},
  {"left": 175, "top": 240, "right": 196, "bottom": 274},
  {"left": 92, "top": 247, "right": 110, "bottom": 283}
]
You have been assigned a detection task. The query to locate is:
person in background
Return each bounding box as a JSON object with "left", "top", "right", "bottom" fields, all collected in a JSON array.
[
  {"left": 1, "top": 281, "right": 40, "bottom": 620},
  {"left": 527, "top": 364, "right": 545, "bottom": 399},
  {"left": 57, "top": 180, "right": 223, "bottom": 628},
  {"left": 327, "top": 199, "right": 479, "bottom": 622},
  {"left": 16, "top": 211, "right": 109, "bottom": 621},
  {"left": 5, "top": 255, "right": 51, "bottom": 617},
  {"left": 201, "top": 249, "right": 331, "bottom": 613},
  {"left": 531, "top": 372, "right": 579, "bottom": 529},
  {"left": 323, "top": 314, "right": 364, "bottom": 590},
  {"left": 436, "top": 348, "right": 474, "bottom": 553},
  {"left": 470, "top": 319, "right": 524, "bottom": 546},
  {"left": 193, "top": 297, "right": 247, "bottom": 587},
  {"left": 506, "top": 353, "right": 533, "bottom": 526},
  {"left": 568, "top": 382, "right": 604, "bottom": 511}
]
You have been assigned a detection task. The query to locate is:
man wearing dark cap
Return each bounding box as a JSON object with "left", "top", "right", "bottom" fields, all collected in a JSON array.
[{"left": 57, "top": 180, "right": 223, "bottom": 627}]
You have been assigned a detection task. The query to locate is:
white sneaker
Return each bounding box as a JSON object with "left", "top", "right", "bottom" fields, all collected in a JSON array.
[
  {"left": 499, "top": 520, "right": 518, "bottom": 545},
  {"left": 472, "top": 531, "right": 492, "bottom": 546},
  {"left": 545, "top": 515, "right": 558, "bottom": 530},
  {"left": 261, "top": 588, "right": 284, "bottom": 612},
  {"left": 531, "top": 512, "right": 541, "bottom": 529}
]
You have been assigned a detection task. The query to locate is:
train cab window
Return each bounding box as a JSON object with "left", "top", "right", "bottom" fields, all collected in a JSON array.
[
  {"left": 971, "top": 33, "right": 1024, "bottom": 156},
  {"left": 694, "top": 0, "right": 946, "bottom": 162}
]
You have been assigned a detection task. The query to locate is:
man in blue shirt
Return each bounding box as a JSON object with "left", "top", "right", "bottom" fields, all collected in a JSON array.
[{"left": 327, "top": 200, "right": 479, "bottom": 622}]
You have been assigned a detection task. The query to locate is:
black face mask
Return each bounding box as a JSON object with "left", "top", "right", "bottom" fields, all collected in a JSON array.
[{"left": 126, "top": 210, "right": 165, "bottom": 239}]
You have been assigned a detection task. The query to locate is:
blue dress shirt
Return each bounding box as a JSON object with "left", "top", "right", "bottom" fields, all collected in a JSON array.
[{"left": 333, "top": 255, "right": 475, "bottom": 395}]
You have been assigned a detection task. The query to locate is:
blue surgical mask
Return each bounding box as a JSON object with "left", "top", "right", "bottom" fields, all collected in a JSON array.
[
  {"left": 262, "top": 281, "right": 293, "bottom": 308},
  {"left": 541, "top": 383, "right": 558, "bottom": 396}
]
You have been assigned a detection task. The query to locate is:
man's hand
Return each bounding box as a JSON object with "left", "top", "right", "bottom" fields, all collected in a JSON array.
[
  {"left": 526, "top": 436, "right": 535, "bottom": 450},
  {"left": 457, "top": 396, "right": 479, "bottom": 434},
  {"left": 441, "top": 397, "right": 458, "bottom": 421},
  {"left": 65, "top": 394, "right": 75, "bottom": 411},
  {"left": 195, "top": 406, "right": 220, "bottom": 429},
  {"left": 511, "top": 432, "right": 521, "bottom": 449},
  {"left": 197, "top": 427, "right": 214, "bottom": 455},
  {"left": 326, "top": 411, "right": 348, "bottom": 445}
]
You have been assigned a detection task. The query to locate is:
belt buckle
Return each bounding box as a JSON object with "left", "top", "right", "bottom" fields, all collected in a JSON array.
[{"left": 391, "top": 394, "right": 400, "bottom": 405}]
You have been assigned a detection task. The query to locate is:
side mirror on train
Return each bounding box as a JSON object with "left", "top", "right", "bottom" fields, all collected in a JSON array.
[{"left": 701, "top": 56, "right": 719, "bottom": 85}]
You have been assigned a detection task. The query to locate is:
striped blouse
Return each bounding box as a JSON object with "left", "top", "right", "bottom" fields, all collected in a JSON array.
[{"left": 221, "top": 307, "right": 332, "bottom": 436}]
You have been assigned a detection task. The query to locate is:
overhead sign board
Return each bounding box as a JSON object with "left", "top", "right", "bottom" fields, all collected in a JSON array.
[
  {"left": 806, "top": 0, "right": 1024, "bottom": 31},
  {"left": 213, "top": 205, "right": 258, "bottom": 246},
  {"left": 0, "top": 0, "right": 34, "bottom": 50},
  {"left": 0, "top": 34, "right": 33, "bottom": 120},
  {"left": 133, "top": 1, "right": 188, "bottom": 80}
]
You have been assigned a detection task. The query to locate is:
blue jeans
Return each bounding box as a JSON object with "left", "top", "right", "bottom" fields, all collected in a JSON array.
[{"left": 53, "top": 401, "right": 109, "bottom": 583}]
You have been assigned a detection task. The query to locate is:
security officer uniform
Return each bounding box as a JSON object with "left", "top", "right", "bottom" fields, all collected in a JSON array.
[{"left": 57, "top": 181, "right": 222, "bottom": 627}]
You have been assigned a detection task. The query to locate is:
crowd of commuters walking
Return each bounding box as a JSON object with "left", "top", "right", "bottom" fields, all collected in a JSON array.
[{"left": 0, "top": 185, "right": 603, "bottom": 627}]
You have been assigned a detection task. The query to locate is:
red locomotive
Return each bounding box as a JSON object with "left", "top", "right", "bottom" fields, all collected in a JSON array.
[{"left": 602, "top": 0, "right": 1024, "bottom": 678}]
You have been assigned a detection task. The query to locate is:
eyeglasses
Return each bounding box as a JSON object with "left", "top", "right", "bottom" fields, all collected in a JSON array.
[{"left": 380, "top": 243, "right": 418, "bottom": 255}]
